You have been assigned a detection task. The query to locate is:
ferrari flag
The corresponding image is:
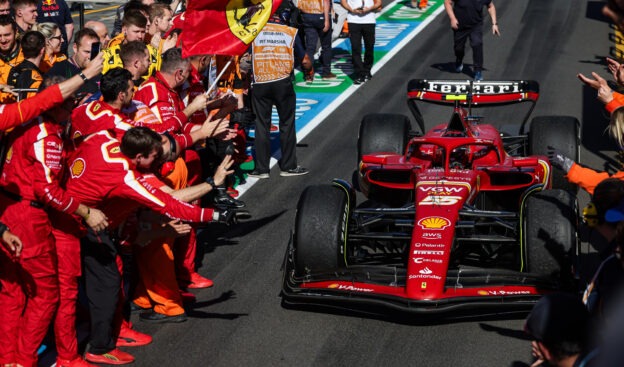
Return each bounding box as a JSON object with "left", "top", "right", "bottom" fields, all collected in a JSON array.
[{"left": 181, "top": 0, "right": 282, "bottom": 57}]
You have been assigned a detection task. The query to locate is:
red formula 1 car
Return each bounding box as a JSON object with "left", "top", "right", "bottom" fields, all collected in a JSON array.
[{"left": 282, "top": 80, "right": 580, "bottom": 315}]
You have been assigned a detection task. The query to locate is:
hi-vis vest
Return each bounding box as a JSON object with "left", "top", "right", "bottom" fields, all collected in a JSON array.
[
  {"left": 297, "top": 0, "right": 324, "bottom": 14},
  {"left": 252, "top": 22, "right": 297, "bottom": 84}
]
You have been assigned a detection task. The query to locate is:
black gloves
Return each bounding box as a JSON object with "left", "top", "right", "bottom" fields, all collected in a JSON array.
[
  {"left": 229, "top": 107, "right": 256, "bottom": 127},
  {"left": 546, "top": 146, "right": 574, "bottom": 173},
  {"left": 214, "top": 207, "right": 238, "bottom": 225}
]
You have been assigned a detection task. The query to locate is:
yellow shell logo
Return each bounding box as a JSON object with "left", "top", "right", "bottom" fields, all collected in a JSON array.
[
  {"left": 327, "top": 284, "right": 339, "bottom": 289},
  {"left": 70, "top": 158, "right": 85, "bottom": 178},
  {"left": 418, "top": 216, "right": 451, "bottom": 230},
  {"left": 5, "top": 147, "right": 12, "bottom": 163},
  {"left": 477, "top": 290, "right": 488, "bottom": 296},
  {"left": 226, "top": 0, "right": 272, "bottom": 45}
]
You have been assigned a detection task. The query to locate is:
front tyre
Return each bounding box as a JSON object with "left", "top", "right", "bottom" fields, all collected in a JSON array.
[
  {"left": 294, "top": 184, "right": 350, "bottom": 276},
  {"left": 523, "top": 189, "right": 577, "bottom": 288}
]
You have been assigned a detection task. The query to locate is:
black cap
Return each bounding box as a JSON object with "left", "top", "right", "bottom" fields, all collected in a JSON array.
[{"left": 524, "top": 293, "right": 589, "bottom": 344}]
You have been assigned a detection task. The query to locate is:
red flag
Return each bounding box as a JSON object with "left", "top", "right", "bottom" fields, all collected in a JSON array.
[{"left": 181, "top": 0, "right": 282, "bottom": 57}]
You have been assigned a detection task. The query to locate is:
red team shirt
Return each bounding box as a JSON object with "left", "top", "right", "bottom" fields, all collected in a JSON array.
[
  {"left": 0, "top": 116, "right": 80, "bottom": 214},
  {"left": 64, "top": 130, "right": 213, "bottom": 230}
]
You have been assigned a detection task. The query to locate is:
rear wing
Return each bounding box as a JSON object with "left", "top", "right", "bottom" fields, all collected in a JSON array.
[{"left": 407, "top": 80, "right": 539, "bottom": 134}]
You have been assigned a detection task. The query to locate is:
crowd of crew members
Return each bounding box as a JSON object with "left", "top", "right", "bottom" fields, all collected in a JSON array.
[{"left": 0, "top": 0, "right": 265, "bottom": 365}]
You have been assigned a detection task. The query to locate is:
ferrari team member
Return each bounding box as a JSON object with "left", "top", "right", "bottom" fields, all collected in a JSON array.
[
  {"left": 0, "top": 221, "right": 22, "bottom": 258},
  {"left": 102, "top": 9, "right": 160, "bottom": 79},
  {"left": 0, "top": 76, "right": 108, "bottom": 367},
  {"left": 52, "top": 69, "right": 158, "bottom": 367},
  {"left": 135, "top": 48, "right": 236, "bottom": 289},
  {"left": 59, "top": 127, "right": 234, "bottom": 365},
  {"left": 0, "top": 15, "right": 25, "bottom": 101},
  {"left": 248, "top": 7, "right": 311, "bottom": 178}
]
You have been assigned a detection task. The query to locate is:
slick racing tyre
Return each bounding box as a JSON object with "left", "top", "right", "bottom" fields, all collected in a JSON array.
[
  {"left": 294, "top": 184, "right": 350, "bottom": 276},
  {"left": 357, "top": 114, "right": 411, "bottom": 205},
  {"left": 523, "top": 189, "right": 577, "bottom": 288},
  {"left": 529, "top": 116, "right": 579, "bottom": 193},
  {"left": 357, "top": 113, "right": 411, "bottom": 163}
]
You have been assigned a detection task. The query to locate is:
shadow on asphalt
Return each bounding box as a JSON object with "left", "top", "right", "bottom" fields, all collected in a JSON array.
[
  {"left": 187, "top": 290, "right": 248, "bottom": 320},
  {"left": 280, "top": 299, "right": 529, "bottom": 326}
]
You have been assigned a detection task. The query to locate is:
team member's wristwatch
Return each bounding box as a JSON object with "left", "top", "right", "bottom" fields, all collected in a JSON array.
[
  {"left": 205, "top": 176, "right": 217, "bottom": 188},
  {"left": 0, "top": 222, "right": 9, "bottom": 236}
]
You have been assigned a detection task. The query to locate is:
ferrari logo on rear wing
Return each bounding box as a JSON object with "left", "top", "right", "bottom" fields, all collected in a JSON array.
[
  {"left": 407, "top": 79, "right": 539, "bottom": 106},
  {"left": 406, "top": 79, "right": 540, "bottom": 135}
]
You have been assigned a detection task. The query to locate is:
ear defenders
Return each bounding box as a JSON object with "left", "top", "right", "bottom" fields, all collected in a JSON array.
[
  {"left": 159, "top": 132, "right": 177, "bottom": 177},
  {"left": 582, "top": 202, "right": 599, "bottom": 228}
]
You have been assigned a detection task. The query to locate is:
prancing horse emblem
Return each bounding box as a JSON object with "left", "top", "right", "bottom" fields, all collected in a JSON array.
[{"left": 226, "top": 0, "right": 272, "bottom": 44}]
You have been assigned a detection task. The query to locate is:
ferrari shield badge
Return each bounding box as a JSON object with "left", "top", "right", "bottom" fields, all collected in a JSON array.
[{"left": 226, "top": 0, "right": 272, "bottom": 44}]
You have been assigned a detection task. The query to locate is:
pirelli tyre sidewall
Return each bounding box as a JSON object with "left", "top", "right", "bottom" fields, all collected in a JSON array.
[
  {"left": 528, "top": 115, "right": 580, "bottom": 193},
  {"left": 357, "top": 113, "right": 411, "bottom": 204},
  {"left": 523, "top": 189, "right": 578, "bottom": 288},
  {"left": 294, "top": 184, "right": 349, "bottom": 276}
]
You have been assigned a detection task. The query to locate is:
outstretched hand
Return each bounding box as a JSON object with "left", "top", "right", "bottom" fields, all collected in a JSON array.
[
  {"left": 547, "top": 146, "right": 574, "bottom": 173},
  {"left": 577, "top": 72, "right": 614, "bottom": 105},
  {"left": 607, "top": 57, "right": 624, "bottom": 87}
]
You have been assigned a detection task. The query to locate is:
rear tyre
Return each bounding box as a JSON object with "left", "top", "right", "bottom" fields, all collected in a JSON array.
[
  {"left": 357, "top": 114, "right": 411, "bottom": 205},
  {"left": 528, "top": 116, "right": 579, "bottom": 193},
  {"left": 523, "top": 189, "right": 577, "bottom": 288},
  {"left": 294, "top": 184, "right": 349, "bottom": 276}
]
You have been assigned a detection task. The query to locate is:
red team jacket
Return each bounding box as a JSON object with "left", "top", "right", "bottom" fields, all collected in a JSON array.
[
  {"left": 64, "top": 130, "right": 213, "bottom": 231},
  {"left": 0, "top": 84, "right": 64, "bottom": 130},
  {"left": 134, "top": 72, "right": 195, "bottom": 149},
  {"left": 0, "top": 116, "right": 80, "bottom": 214}
]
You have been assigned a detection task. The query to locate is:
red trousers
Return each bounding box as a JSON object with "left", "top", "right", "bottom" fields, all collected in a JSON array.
[
  {"left": 51, "top": 228, "right": 82, "bottom": 361},
  {"left": 174, "top": 228, "right": 197, "bottom": 286},
  {"left": 0, "top": 203, "right": 58, "bottom": 367}
]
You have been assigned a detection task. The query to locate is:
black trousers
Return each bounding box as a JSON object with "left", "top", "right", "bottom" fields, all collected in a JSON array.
[
  {"left": 251, "top": 77, "right": 298, "bottom": 173},
  {"left": 453, "top": 23, "right": 484, "bottom": 71},
  {"left": 82, "top": 229, "right": 120, "bottom": 355},
  {"left": 349, "top": 22, "right": 376, "bottom": 77}
]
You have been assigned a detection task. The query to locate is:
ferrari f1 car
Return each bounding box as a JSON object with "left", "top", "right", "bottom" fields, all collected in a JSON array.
[{"left": 282, "top": 80, "right": 580, "bottom": 314}]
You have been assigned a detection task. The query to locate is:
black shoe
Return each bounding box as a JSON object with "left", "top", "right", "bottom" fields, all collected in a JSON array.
[
  {"left": 130, "top": 302, "right": 150, "bottom": 313},
  {"left": 365, "top": 72, "right": 372, "bottom": 81},
  {"left": 248, "top": 170, "right": 269, "bottom": 179},
  {"left": 213, "top": 187, "right": 246, "bottom": 208},
  {"left": 139, "top": 310, "right": 187, "bottom": 323},
  {"left": 353, "top": 76, "right": 366, "bottom": 85},
  {"left": 280, "top": 166, "right": 309, "bottom": 176}
]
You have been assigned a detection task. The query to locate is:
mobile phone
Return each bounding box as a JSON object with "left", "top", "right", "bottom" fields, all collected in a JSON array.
[{"left": 90, "top": 42, "right": 101, "bottom": 60}]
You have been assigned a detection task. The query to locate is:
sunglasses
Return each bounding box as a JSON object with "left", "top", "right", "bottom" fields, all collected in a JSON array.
[{"left": 49, "top": 35, "right": 62, "bottom": 41}]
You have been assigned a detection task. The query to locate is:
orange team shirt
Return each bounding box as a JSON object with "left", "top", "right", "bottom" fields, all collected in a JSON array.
[
  {"left": 252, "top": 22, "right": 297, "bottom": 84},
  {"left": 566, "top": 163, "right": 624, "bottom": 195},
  {"left": 40, "top": 52, "right": 68, "bottom": 74},
  {"left": 297, "top": 0, "right": 324, "bottom": 14}
]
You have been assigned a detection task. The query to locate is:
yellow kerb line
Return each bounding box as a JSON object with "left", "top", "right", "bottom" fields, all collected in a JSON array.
[{"left": 71, "top": 5, "right": 118, "bottom": 18}]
